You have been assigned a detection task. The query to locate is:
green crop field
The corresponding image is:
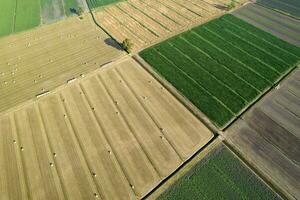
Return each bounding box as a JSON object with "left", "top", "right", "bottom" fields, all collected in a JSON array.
[
  {"left": 87, "top": 0, "right": 122, "bottom": 9},
  {"left": 140, "top": 14, "right": 300, "bottom": 128},
  {"left": 0, "top": 0, "right": 87, "bottom": 37},
  {"left": 158, "top": 146, "right": 279, "bottom": 200}
]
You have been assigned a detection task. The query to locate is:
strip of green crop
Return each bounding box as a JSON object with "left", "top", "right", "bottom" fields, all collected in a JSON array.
[
  {"left": 183, "top": 28, "right": 273, "bottom": 90},
  {"left": 155, "top": 42, "right": 247, "bottom": 114},
  {"left": 14, "top": 0, "right": 41, "bottom": 32},
  {"left": 221, "top": 15, "right": 300, "bottom": 57},
  {"left": 202, "top": 21, "right": 288, "bottom": 75},
  {"left": 212, "top": 19, "right": 291, "bottom": 73},
  {"left": 140, "top": 48, "right": 234, "bottom": 127},
  {"left": 0, "top": 0, "right": 16, "bottom": 37},
  {"left": 87, "top": 0, "right": 122, "bottom": 9},
  {"left": 218, "top": 17, "right": 299, "bottom": 65},
  {"left": 169, "top": 36, "right": 259, "bottom": 101},
  {"left": 158, "top": 147, "right": 279, "bottom": 200}
]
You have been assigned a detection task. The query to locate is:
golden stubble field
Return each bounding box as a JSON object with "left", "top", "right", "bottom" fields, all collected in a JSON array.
[
  {"left": 0, "top": 14, "right": 125, "bottom": 113},
  {"left": 94, "top": 0, "right": 242, "bottom": 52},
  {"left": 0, "top": 57, "right": 213, "bottom": 200}
]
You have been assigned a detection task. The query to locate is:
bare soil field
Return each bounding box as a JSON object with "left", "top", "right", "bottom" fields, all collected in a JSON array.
[
  {"left": 0, "top": 57, "right": 213, "bottom": 199},
  {"left": 226, "top": 68, "right": 300, "bottom": 199},
  {"left": 95, "top": 0, "right": 246, "bottom": 52},
  {"left": 0, "top": 14, "right": 125, "bottom": 113}
]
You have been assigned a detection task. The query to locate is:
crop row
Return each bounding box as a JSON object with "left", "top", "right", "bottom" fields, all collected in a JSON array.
[{"left": 140, "top": 14, "right": 300, "bottom": 128}]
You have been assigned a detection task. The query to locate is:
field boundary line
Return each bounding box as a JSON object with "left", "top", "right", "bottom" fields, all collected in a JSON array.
[
  {"left": 114, "top": 68, "right": 184, "bottom": 161},
  {"left": 221, "top": 15, "right": 300, "bottom": 59},
  {"left": 143, "top": 137, "right": 221, "bottom": 200},
  {"left": 169, "top": 0, "right": 202, "bottom": 18},
  {"left": 222, "top": 64, "right": 299, "bottom": 132},
  {"left": 84, "top": 0, "right": 124, "bottom": 51},
  {"left": 132, "top": 55, "right": 219, "bottom": 134}
]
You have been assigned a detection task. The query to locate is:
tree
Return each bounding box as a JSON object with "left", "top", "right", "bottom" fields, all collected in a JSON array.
[
  {"left": 121, "top": 38, "right": 134, "bottom": 53},
  {"left": 226, "top": 1, "right": 235, "bottom": 10}
]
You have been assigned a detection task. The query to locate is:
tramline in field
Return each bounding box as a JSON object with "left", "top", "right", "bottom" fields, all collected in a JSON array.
[
  {"left": 140, "top": 14, "right": 300, "bottom": 128},
  {"left": 0, "top": 57, "right": 213, "bottom": 199}
]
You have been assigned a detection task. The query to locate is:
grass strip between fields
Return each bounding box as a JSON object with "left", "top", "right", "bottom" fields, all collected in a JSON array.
[{"left": 139, "top": 14, "right": 300, "bottom": 128}]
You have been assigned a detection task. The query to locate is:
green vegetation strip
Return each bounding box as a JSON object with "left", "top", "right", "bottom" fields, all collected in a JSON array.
[
  {"left": 140, "top": 14, "right": 300, "bottom": 128},
  {"left": 87, "top": 0, "right": 122, "bottom": 9},
  {"left": 158, "top": 146, "right": 279, "bottom": 200}
]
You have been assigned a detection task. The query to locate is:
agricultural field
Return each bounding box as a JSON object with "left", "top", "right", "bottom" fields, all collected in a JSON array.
[
  {"left": 140, "top": 14, "right": 300, "bottom": 129},
  {"left": 0, "top": 0, "right": 88, "bottom": 37},
  {"left": 87, "top": 0, "right": 123, "bottom": 9},
  {"left": 226, "top": 68, "right": 300, "bottom": 199},
  {"left": 233, "top": 3, "right": 300, "bottom": 46},
  {"left": 158, "top": 145, "right": 279, "bottom": 200},
  {"left": 256, "top": 0, "right": 300, "bottom": 19},
  {"left": 0, "top": 15, "right": 124, "bottom": 113},
  {"left": 94, "top": 0, "right": 244, "bottom": 52},
  {"left": 0, "top": 57, "right": 213, "bottom": 199}
]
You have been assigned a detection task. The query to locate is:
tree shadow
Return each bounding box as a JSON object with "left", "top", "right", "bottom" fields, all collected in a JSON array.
[
  {"left": 70, "top": 8, "right": 77, "bottom": 15},
  {"left": 214, "top": 4, "right": 228, "bottom": 10},
  {"left": 104, "top": 38, "right": 123, "bottom": 51}
]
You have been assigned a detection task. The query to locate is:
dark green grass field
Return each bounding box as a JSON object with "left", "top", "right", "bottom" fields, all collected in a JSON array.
[
  {"left": 158, "top": 146, "right": 279, "bottom": 200},
  {"left": 87, "top": 0, "right": 122, "bottom": 9},
  {"left": 140, "top": 14, "right": 300, "bottom": 129}
]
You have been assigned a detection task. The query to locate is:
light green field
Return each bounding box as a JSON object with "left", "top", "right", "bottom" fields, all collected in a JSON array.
[{"left": 0, "top": 0, "right": 87, "bottom": 37}]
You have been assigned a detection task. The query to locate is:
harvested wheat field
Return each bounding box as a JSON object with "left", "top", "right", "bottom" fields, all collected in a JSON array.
[
  {"left": 0, "top": 57, "right": 213, "bottom": 200},
  {"left": 0, "top": 14, "right": 125, "bottom": 113},
  {"left": 95, "top": 0, "right": 245, "bottom": 51}
]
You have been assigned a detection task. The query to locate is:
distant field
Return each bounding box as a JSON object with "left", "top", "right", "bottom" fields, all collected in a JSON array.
[
  {"left": 158, "top": 145, "right": 279, "bottom": 200},
  {"left": 140, "top": 14, "right": 300, "bottom": 128},
  {"left": 256, "top": 0, "right": 300, "bottom": 19},
  {"left": 0, "top": 0, "right": 88, "bottom": 37},
  {"left": 87, "top": 0, "right": 122, "bottom": 9},
  {"left": 0, "top": 15, "right": 124, "bottom": 113},
  {"left": 0, "top": 57, "right": 213, "bottom": 199},
  {"left": 233, "top": 3, "right": 300, "bottom": 46},
  {"left": 94, "top": 0, "right": 229, "bottom": 52}
]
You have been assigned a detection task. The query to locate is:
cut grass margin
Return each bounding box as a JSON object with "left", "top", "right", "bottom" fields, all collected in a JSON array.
[{"left": 139, "top": 14, "right": 300, "bottom": 129}]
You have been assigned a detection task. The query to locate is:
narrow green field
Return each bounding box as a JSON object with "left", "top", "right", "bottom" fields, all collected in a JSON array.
[
  {"left": 87, "top": 0, "right": 122, "bottom": 9},
  {"left": 0, "top": 0, "right": 16, "bottom": 36},
  {"left": 14, "top": 0, "right": 41, "bottom": 32},
  {"left": 140, "top": 14, "right": 300, "bottom": 128},
  {"left": 158, "top": 146, "right": 279, "bottom": 200}
]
